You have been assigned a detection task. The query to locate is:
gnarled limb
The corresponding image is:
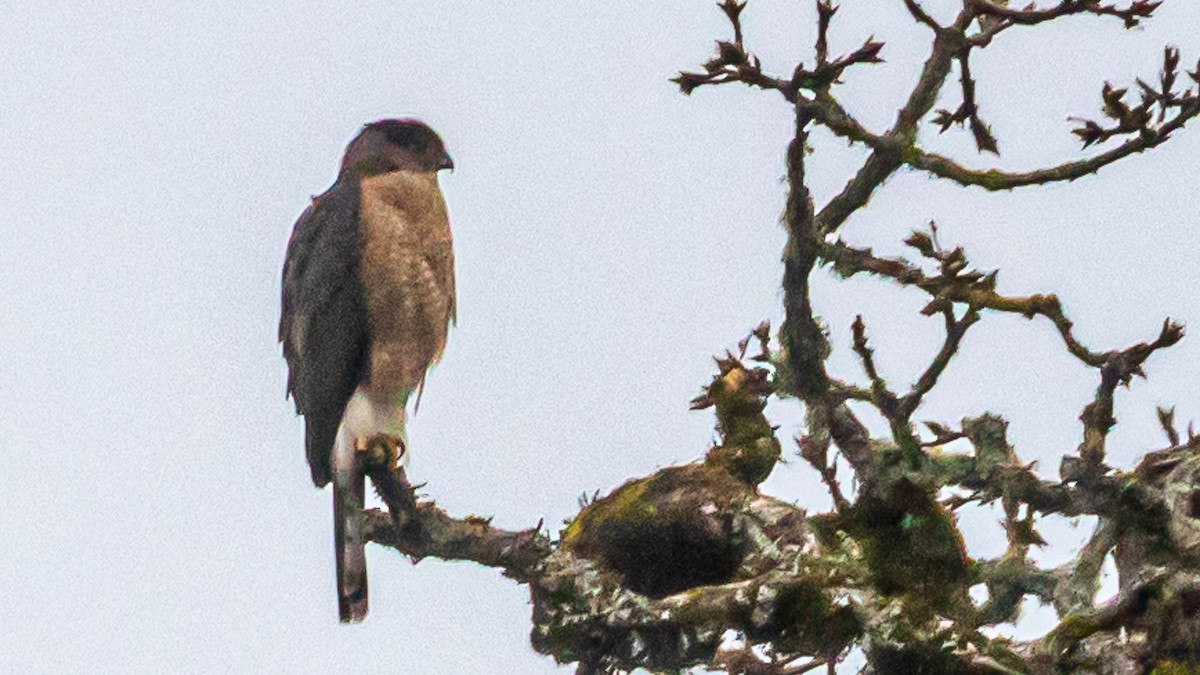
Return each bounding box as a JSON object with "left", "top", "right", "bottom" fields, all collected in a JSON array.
[{"left": 363, "top": 463, "right": 551, "bottom": 582}]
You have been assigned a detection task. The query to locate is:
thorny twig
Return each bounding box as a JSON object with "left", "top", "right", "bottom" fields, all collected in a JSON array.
[
  {"left": 932, "top": 51, "right": 998, "bottom": 154},
  {"left": 969, "top": 0, "right": 1162, "bottom": 30}
]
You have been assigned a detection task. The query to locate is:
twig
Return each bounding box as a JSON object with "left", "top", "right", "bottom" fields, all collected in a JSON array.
[
  {"left": 897, "top": 305, "right": 981, "bottom": 419},
  {"left": 820, "top": 239, "right": 1109, "bottom": 367},
  {"left": 968, "top": 0, "right": 1162, "bottom": 29},
  {"left": 850, "top": 315, "right": 899, "bottom": 418},
  {"left": 815, "top": 1, "right": 835, "bottom": 67},
  {"left": 798, "top": 432, "right": 851, "bottom": 511},
  {"left": 1077, "top": 319, "right": 1185, "bottom": 466},
  {"left": 932, "top": 51, "right": 999, "bottom": 154},
  {"left": 1157, "top": 406, "right": 1180, "bottom": 447},
  {"left": 902, "top": 0, "right": 942, "bottom": 31},
  {"left": 907, "top": 97, "right": 1200, "bottom": 191}
]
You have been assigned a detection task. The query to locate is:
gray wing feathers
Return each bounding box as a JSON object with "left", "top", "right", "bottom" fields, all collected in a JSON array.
[{"left": 279, "top": 182, "right": 368, "bottom": 487}]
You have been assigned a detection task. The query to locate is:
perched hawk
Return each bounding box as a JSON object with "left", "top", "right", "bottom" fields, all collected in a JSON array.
[{"left": 279, "top": 119, "right": 456, "bottom": 622}]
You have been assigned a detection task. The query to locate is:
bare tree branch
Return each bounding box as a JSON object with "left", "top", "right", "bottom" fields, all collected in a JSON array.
[
  {"left": 779, "top": 105, "right": 831, "bottom": 399},
  {"left": 968, "top": 0, "right": 1162, "bottom": 29},
  {"left": 363, "top": 464, "right": 551, "bottom": 581},
  {"left": 815, "top": 1, "right": 835, "bottom": 67},
  {"left": 902, "top": 0, "right": 942, "bottom": 31},
  {"left": 849, "top": 315, "right": 895, "bottom": 411},
  {"left": 1076, "top": 319, "right": 1185, "bottom": 466},
  {"left": 932, "top": 51, "right": 999, "bottom": 154},
  {"left": 897, "top": 305, "right": 981, "bottom": 419},
  {"left": 815, "top": 22, "right": 966, "bottom": 233},
  {"left": 908, "top": 59, "right": 1200, "bottom": 190},
  {"left": 820, "top": 237, "right": 1110, "bottom": 367}
]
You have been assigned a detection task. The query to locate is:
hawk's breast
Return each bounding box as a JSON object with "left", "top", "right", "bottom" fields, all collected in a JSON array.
[{"left": 357, "top": 170, "right": 456, "bottom": 399}]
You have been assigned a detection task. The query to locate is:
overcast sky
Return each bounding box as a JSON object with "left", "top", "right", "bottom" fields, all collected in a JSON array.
[{"left": 2, "top": 1, "right": 1199, "bottom": 673}]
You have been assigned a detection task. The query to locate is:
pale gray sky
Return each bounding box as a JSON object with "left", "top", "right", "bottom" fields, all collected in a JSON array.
[{"left": 2, "top": 1, "right": 1198, "bottom": 673}]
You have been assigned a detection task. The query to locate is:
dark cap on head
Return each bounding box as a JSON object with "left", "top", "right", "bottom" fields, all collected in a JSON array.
[{"left": 340, "top": 118, "right": 453, "bottom": 178}]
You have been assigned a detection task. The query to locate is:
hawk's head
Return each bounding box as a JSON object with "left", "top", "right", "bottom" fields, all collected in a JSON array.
[{"left": 340, "top": 118, "right": 454, "bottom": 178}]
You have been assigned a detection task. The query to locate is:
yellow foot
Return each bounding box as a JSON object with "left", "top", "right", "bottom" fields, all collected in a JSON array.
[{"left": 363, "top": 434, "right": 406, "bottom": 470}]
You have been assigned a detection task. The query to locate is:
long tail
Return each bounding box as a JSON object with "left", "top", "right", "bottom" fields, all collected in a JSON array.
[{"left": 332, "top": 433, "right": 368, "bottom": 623}]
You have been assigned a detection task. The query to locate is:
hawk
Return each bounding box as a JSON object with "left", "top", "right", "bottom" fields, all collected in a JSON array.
[{"left": 279, "top": 119, "right": 456, "bottom": 622}]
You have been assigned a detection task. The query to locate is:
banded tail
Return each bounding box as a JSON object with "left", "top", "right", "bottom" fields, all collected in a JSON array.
[{"left": 332, "top": 433, "right": 368, "bottom": 622}]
